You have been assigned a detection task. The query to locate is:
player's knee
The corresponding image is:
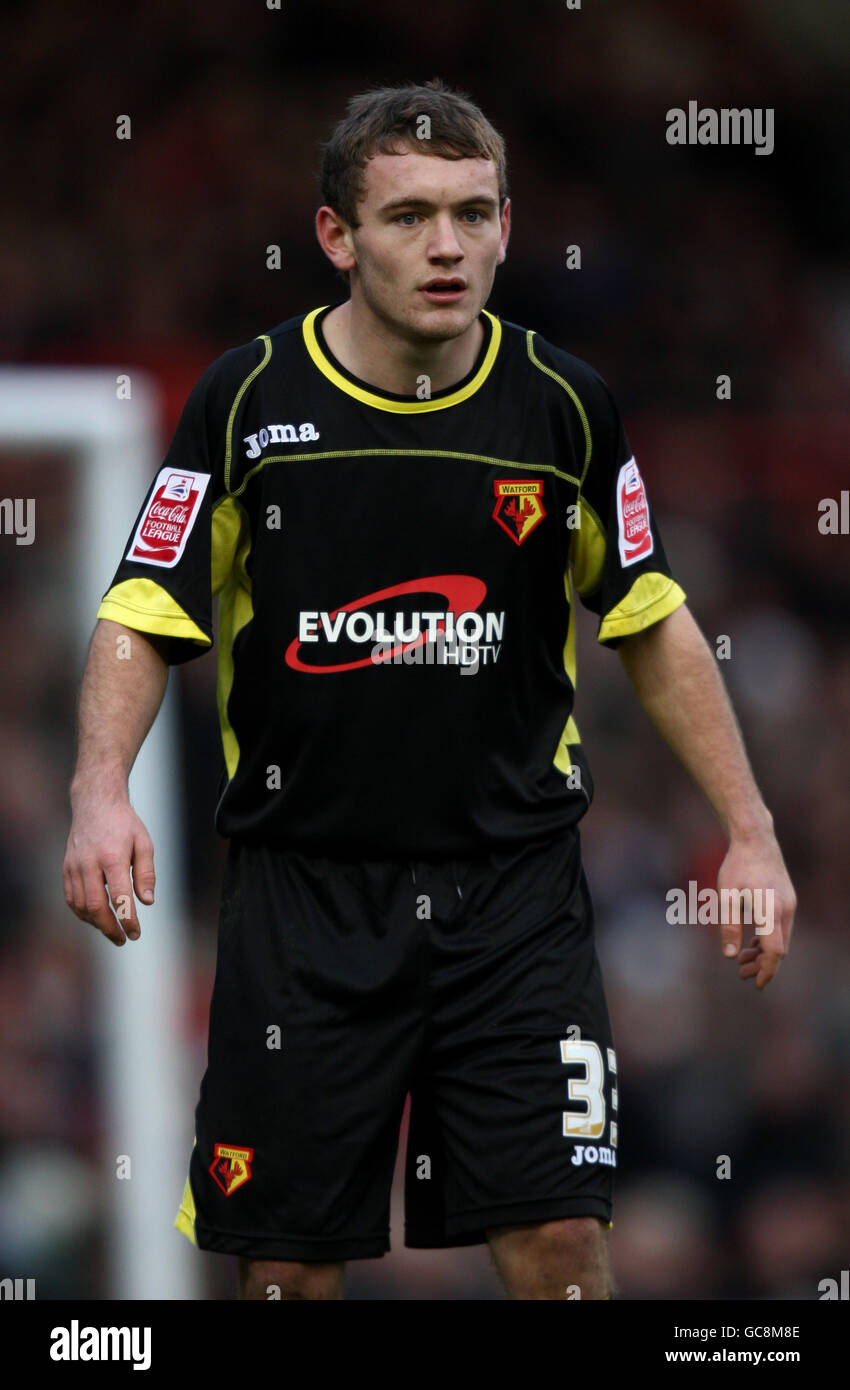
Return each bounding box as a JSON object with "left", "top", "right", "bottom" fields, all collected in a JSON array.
[
  {"left": 521, "top": 1215, "right": 609, "bottom": 1287},
  {"left": 533, "top": 1214, "right": 607, "bottom": 1260},
  {"left": 488, "top": 1216, "right": 611, "bottom": 1298},
  {"left": 238, "top": 1257, "right": 344, "bottom": 1300},
  {"left": 488, "top": 1215, "right": 608, "bottom": 1270}
]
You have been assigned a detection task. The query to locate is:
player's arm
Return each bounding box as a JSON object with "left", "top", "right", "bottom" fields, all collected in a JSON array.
[
  {"left": 63, "top": 619, "right": 169, "bottom": 946},
  {"left": 62, "top": 348, "right": 249, "bottom": 943},
  {"left": 617, "top": 602, "right": 796, "bottom": 989}
]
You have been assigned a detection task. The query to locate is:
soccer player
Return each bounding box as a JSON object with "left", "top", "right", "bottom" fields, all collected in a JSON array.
[{"left": 63, "top": 79, "right": 796, "bottom": 1301}]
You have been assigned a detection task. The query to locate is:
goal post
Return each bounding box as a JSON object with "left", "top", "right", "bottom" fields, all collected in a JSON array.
[{"left": 0, "top": 367, "right": 199, "bottom": 1300}]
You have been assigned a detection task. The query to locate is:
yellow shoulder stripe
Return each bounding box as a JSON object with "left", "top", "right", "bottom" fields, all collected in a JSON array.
[
  {"left": 214, "top": 496, "right": 254, "bottom": 781},
  {"left": 553, "top": 569, "right": 582, "bottom": 776},
  {"left": 570, "top": 496, "right": 607, "bottom": 598},
  {"left": 212, "top": 494, "right": 246, "bottom": 595}
]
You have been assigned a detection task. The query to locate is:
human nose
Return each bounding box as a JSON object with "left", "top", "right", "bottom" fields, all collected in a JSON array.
[{"left": 427, "top": 212, "right": 463, "bottom": 260}]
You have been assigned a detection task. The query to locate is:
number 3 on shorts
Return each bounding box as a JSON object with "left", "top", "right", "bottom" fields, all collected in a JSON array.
[{"left": 560, "top": 1039, "right": 616, "bottom": 1142}]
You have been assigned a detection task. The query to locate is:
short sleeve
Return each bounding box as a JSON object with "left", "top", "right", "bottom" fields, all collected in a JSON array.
[
  {"left": 570, "top": 370, "right": 686, "bottom": 647},
  {"left": 96, "top": 354, "right": 243, "bottom": 665}
]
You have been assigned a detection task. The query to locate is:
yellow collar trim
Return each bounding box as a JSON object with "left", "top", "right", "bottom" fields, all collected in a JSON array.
[{"left": 302, "top": 305, "right": 501, "bottom": 413}]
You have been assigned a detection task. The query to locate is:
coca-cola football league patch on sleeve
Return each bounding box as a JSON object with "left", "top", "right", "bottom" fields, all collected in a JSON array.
[
  {"left": 616, "top": 457, "right": 654, "bottom": 567},
  {"left": 127, "top": 469, "right": 210, "bottom": 567}
]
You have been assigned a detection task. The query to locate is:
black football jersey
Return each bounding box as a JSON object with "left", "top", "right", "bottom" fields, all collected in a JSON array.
[{"left": 98, "top": 303, "right": 686, "bottom": 857}]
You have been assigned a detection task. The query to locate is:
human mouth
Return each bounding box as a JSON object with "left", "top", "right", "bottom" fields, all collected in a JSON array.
[{"left": 419, "top": 277, "right": 467, "bottom": 304}]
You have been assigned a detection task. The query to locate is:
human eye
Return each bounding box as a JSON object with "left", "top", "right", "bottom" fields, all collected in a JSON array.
[{"left": 394, "top": 212, "right": 420, "bottom": 226}]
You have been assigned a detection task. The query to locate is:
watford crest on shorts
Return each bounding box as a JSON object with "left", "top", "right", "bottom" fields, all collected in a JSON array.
[
  {"left": 209, "top": 1143, "right": 254, "bottom": 1196},
  {"left": 492, "top": 479, "right": 546, "bottom": 545}
]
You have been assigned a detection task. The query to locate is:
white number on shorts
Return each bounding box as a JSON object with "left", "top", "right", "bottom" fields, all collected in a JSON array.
[{"left": 560, "top": 1039, "right": 606, "bottom": 1139}]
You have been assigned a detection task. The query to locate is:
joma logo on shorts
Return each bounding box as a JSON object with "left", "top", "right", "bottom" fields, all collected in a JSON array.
[
  {"left": 570, "top": 1144, "right": 617, "bottom": 1167},
  {"left": 243, "top": 423, "right": 320, "bottom": 458}
]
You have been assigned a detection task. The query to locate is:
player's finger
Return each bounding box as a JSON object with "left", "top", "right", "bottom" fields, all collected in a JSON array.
[
  {"left": 104, "top": 862, "right": 140, "bottom": 941},
  {"left": 80, "top": 859, "right": 126, "bottom": 946},
  {"left": 781, "top": 894, "right": 796, "bottom": 952},
  {"left": 721, "top": 892, "right": 743, "bottom": 958},
  {"left": 739, "top": 957, "right": 761, "bottom": 980},
  {"left": 67, "top": 864, "right": 88, "bottom": 916},
  {"left": 756, "top": 926, "right": 787, "bottom": 990},
  {"left": 132, "top": 830, "right": 156, "bottom": 907}
]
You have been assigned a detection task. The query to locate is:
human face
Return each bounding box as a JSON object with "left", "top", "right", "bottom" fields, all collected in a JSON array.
[{"left": 345, "top": 148, "right": 510, "bottom": 343}]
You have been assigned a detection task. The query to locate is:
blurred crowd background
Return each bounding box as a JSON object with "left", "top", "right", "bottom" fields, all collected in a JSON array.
[{"left": 0, "top": 0, "right": 847, "bottom": 1299}]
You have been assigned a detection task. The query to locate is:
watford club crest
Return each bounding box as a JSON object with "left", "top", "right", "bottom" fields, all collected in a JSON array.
[
  {"left": 492, "top": 479, "right": 546, "bottom": 545},
  {"left": 209, "top": 1143, "right": 254, "bottom": 1196}
]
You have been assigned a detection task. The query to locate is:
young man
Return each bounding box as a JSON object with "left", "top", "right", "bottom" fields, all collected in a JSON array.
[{"left": 63, "top": 79, "right": 796, "bottom": 1300}]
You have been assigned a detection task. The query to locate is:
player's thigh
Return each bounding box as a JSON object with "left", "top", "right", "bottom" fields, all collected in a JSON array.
[
  {"left": 188, "top": 842, "right": 424, "bottom": 1260},
  {"left": 238, "top": 1257, "right": 345, "bottom": 1301},
  {"left": 425, "top": 833, "right": 619, "bottom": 1232}
]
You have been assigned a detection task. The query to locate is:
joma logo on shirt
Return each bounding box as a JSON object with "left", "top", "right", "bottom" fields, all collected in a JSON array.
[{"left": 243, "top": 422, "right": 320, "bottom": 458}]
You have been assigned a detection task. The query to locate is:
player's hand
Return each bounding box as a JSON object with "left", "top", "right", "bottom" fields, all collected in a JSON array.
[
  {"left": 62, "top": 792, "right": 156, "bottom": 946},
  {"left": 716, "top": 832, "right": 796, "bottom": 990}
]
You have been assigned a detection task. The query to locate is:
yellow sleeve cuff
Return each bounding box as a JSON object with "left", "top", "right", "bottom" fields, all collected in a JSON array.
[
  {"left": 598, "top": 575, "right": 687, "bottom": 644},
  {"left": 97, "top": 578, "right": 211, "bottom": 647}
]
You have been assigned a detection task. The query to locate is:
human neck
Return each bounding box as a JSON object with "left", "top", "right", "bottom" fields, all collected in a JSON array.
[{"left": 321, "top": 297, "right": 484, "bottom": 396}]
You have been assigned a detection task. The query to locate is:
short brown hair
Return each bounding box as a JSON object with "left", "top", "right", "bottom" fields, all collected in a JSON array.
[{"left": 318, "top": 78, "right": 508, "bottom": 283}]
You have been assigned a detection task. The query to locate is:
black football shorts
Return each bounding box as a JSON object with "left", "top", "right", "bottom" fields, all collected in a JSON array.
[{"left": 175, "top": 827, "right": 619, "bottom": 1261}]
